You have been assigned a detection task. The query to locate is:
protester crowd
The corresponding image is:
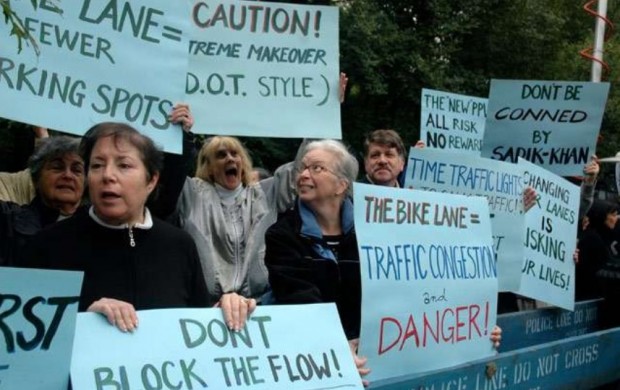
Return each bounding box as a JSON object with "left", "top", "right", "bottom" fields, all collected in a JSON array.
[{"left": 0, "top": 99, "right": 616, "bottom": 386}]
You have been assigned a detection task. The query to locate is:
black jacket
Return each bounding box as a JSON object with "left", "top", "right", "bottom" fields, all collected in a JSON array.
[
  {"left": 265, "top": 200, "right": 361, "bottom": 339},
  {"left": 27, "top": 208, "right": 208, "bottom": 311},
  {"left": 576, "top": 228, "right": 610, "bottom": 301},
  {"left": 0, "top": 196, "right": 64, "bottom": 267}
]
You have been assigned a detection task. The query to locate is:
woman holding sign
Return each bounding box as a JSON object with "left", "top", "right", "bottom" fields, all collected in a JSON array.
[
  {"left": 151, "top": 75, "right": 350, "bottom": 332},
  {"left": 153, "top": 131, "right": 302, "bottom": 334},
  {"left": 265, "top": 139, "right": 503, "bottom": 385},
  {"left": 28, "top": 121, "right": 209, "bottom": 332},
  {"left": 263, "top": 139, "right": 371, "bottom": 382}
]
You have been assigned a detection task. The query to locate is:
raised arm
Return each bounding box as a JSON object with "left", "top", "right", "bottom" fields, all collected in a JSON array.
[
  {"left": 148, "top": 104, "right": 195, "bottom": 221},
  {"left": 579, "top": 156, "right": 599, "bottom": 221}
]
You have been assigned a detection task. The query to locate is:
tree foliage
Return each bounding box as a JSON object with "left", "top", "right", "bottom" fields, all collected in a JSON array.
[
  {"left": 338, "top": 0, "right": 619, "bottom": 163},
  {"left": 0, "top": 0, "right": 61, "bottom": 54}
]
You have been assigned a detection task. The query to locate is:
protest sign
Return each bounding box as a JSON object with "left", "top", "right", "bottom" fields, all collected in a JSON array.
[
  {"left": 187, "top": 0, "right": 341, "bottom": 138},
  {"left": 421, "top": 88, "right": 487, "bottom": 156},
  {"left": 371, "top": 326, "right": 620, "bottom": 390},
  {"left": 517, "top": 158, "right": 579, "bottom": 310},
  {"left": 404, "top": 147, "right": 525, "bottom": 292},
  {"left": 0, "top": 0, "right": 190, "bottom": 153},
  {"left": 481, "top": 79, "right": 609, "bottom": 176},
  {"left": 71, "top": 304, "right": 362, "bottom": 390},
  {"left": 354, "top": 183, "right": 498, "bottom": 381},
  {"left": 0, "top": 267, "right": 82, "bottom": 390}
]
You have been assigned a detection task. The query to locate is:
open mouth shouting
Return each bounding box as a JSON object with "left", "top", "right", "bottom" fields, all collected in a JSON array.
[
  {"left": 218, "top": 164, "right": 242, "bottom": 190},
  {"left": 100, "top": 190, "right": 122, "bottom": 204},
  {"left": 225, "top": 166, "right": 238, "bottom": 178}
]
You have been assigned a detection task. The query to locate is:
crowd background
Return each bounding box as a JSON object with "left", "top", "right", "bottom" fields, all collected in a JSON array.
[
  {"left": 1, "top": 1, "right": 619, "bottom": 386},
  {"left": 2, "top": 1, "right": 620, "bottom": 175}
]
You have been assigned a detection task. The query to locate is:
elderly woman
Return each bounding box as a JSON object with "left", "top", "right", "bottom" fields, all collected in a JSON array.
[
  {"left": 28, "top": 123, "right": 208, "bottom": 331},
  {"left": 0, "top": 136, "right": 84, "bottom": 266},
  {"left": 266, "top": 140, "right": 359, "bottom": 332},
  {"left": 263, "top": 139, "right": 370, "bottom": 380},
  {"left": 157, "top": 133, "right": 296, "bottom": 331},
  {"left": 265, "top": 140, "right": 503, "bottom": 385},
  {"left": 153, "top": 79, "right": 348, "bottom": 331}
]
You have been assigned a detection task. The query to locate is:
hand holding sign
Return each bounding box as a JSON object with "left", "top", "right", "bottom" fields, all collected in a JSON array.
[
  {"left": 339, "top": 72, "right": 348, "bottom": 103},
  {"left": 168, "top": 103, "right": 194, "bottom": 132},
  {"left": 490, "top": 325, "right": 502, "bottom": 349},
  {"left": 218, "top": 292, "right": 257, "bottom": 332},
  {"left": 348, "top": 339, "right": 370, "bottom": 387},
  {"left": 87, "top": 297, "right": 138, "bottom": 333},
  {"left": 583, "top": 155, "right": 600, "bottom": 184},
  {"left": 524, "top": 186, "right": 538, "bottom": 212}
]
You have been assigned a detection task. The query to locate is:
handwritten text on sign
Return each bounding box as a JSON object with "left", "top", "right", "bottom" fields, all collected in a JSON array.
[
  {"left": 187, "top": 0, "right": 341, "bottom": 138},
  {"left": 70, "top": 304, "right": 362, "bottom": 390},
  {"left": 354, "top": 183, "right": 498, "bottom": 382},
  {"left": 481, "top": 80, "right": 609, "bottom": 176},
  {"left": 0, "top": 0, "right": 189, "bottom": 153},
  {"left": 0, "top": 267, "right": 82, "bottom": 390},
  {"left": 421, "top": 88, "right": 487, "bottom": 156},
  {"left": 404, "top": 148, "right": 525, "bottom": 292},
  {"left": 517, "top": 159, "right": 579, "bottom": 310}
]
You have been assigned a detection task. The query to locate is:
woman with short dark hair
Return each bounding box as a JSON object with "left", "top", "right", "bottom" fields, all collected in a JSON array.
[
  {"left": 28, "top": 122, "right": 208, "bottom": 332},
  {"left": 0, "top": 136, "right": 85, "bottom": 266}
]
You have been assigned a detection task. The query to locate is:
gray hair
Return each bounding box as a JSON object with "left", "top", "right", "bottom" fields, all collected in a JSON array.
[
  {"left": 303, "top": 139, "right": 359, "bottom": 195},
  {"left": 29, "top": 136, "right": 81, "bottom": 185}
]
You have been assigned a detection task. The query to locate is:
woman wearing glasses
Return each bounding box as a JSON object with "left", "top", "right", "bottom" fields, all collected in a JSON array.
[
  {"left": 264, "top": 139, "right": 504, "bottom": 386},
  {"left": 263, "top": 139, "right": 370, "bottom": 382}
]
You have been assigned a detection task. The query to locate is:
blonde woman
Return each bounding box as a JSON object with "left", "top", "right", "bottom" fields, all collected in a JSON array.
[{"left": 158, "top": 131, "right": 296, "bottom": 331}]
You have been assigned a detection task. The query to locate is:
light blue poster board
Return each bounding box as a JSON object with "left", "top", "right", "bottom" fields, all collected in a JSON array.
[
  {"left": 0, "top": 267, "right": 83, "bottom": 390},
  {"left": 404, "top": 147, "right": 525, "bottom": 292},
  {"left": 517, "top": 158, "right": 579, "bottom": 311},
  {"left": 187, "top": 0, "right": 341, "bottom": 138},
  {"left": 481, "top": 79, "right": 609, "bottom": 176},
  {"left": 0, "top": 0, "right": 190, "bottom": 153},
  {"left": 71, "top": 304, "right": 362, "bottom": 390},
  {"left": 353, "top": 183, "right": 498, "bottom": 381},
  {"left": 421, "top": 88, "right": 487, "bottom": 156}
]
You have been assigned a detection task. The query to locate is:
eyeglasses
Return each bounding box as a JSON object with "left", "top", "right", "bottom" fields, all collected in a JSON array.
[{"left": 296, "top": 163, "right": 336, "bottom": 176}]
